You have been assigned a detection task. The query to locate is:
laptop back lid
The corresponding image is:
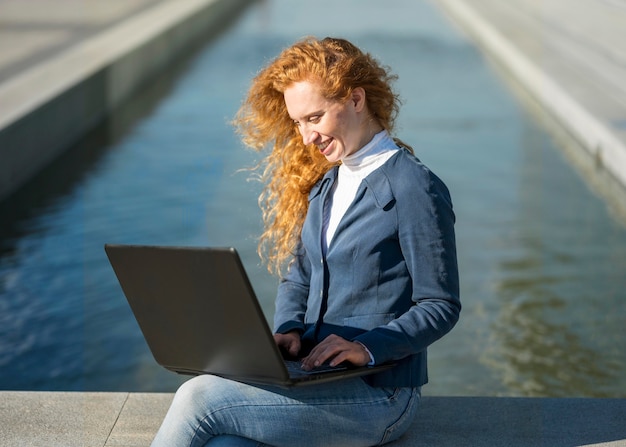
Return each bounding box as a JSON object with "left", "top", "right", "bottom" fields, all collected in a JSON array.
[{"left": 104, "top": 244, "right": 290, "bottom": 384}]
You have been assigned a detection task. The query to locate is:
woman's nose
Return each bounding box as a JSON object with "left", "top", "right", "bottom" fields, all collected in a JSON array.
[{"left": 300, "top": 126, "right": 318, "bottom": 146}]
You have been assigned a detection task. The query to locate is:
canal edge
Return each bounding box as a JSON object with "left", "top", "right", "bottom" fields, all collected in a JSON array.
[
  {"left": 430, "top": 0, "right": 626, "bottom": 202},
  {"left": 0, "top": 0, "right": 255, "bottom": 203}
]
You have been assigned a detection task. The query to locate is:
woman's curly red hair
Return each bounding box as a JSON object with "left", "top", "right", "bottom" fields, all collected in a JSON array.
[{"left": 233, "top": 37, "right": 406, "bottom": 275}]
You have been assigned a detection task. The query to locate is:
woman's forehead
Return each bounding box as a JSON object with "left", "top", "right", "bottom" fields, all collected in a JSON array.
[{"left": 284, "top": 81, "right": 332, "bottom": 117}]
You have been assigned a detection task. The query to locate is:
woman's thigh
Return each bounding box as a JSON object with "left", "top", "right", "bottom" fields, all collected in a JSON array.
[{"left": 152, "top": 374, "right": 420, "bottom": 447}]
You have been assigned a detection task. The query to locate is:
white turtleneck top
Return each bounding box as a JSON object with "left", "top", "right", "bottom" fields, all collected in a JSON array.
[{"left": 322, "top": 131, "right": 399, "bottom": 251}]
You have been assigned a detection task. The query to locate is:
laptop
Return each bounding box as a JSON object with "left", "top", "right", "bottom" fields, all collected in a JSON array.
[{"left": 104, "top": 244, "right": 394, "bottom": 387}]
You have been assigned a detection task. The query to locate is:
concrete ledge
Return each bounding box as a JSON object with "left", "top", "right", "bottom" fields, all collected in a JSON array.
[
  {"left": 432, "top": 0, "right": 626, "bottom": 190},
  {"left": 0, "top": 0, "right": 253, "bottom": 202},
  {"left": 1, "top": 392, "right": 625, "bottom": 446}
]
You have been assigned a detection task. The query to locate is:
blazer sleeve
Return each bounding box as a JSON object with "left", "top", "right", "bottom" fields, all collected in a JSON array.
[{"left": 354, "top": 163, "right": 461, "bottom": 364}]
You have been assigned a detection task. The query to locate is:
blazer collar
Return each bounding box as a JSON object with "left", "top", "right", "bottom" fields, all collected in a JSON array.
[
  {"left": 363, "top": 168, "right": 395, "bottom": 209},
  {"left": 308, "top": 166, "right": 338, "bottom": 202}
]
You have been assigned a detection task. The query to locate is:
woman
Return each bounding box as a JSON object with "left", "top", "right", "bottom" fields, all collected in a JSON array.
[{"left": 151, "top": 36, "right": 460, "bottom": 447}]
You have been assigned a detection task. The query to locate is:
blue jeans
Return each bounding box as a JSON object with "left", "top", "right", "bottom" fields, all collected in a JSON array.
[{"left": 151, "top": 374, "right": 421, "bottom": 447}]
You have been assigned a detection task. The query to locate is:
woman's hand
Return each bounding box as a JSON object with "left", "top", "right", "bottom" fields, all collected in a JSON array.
[
  {"left": 301, "top": 334, "right": 371, "bottom": 370},
  {"left": 273, "top": 331, "right": 301, "bottom": 358}
]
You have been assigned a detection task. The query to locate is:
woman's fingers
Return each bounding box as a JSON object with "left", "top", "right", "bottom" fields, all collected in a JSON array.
[{"left": 301, "top": 335, "right": 370, "bottom": 370}]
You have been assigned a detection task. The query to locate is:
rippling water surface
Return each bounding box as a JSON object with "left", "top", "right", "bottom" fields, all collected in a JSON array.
[{"left": 1, "top": 0, "right": 625, "bottom": 396}]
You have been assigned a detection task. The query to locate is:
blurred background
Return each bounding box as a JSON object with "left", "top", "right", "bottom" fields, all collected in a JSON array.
[{"left": 0, "top": 0, "right": 625, "bottom": 397}]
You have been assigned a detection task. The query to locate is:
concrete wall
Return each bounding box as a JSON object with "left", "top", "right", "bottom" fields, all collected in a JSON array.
[
  {"left": 0, "top": 0, "right": 254, "bottom": 202},
  {"left": 432, "top": 0, "right": 626, "bottom": 193}
]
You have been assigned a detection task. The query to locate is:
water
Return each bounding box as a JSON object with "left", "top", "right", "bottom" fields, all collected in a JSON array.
[{"left": 1, "top": 0, "right": 625, "bottom": 397}]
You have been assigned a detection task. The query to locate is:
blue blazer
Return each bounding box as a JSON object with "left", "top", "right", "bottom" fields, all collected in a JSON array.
[{"left": 274, "top": 149, "right": 461, "bottom": 388}]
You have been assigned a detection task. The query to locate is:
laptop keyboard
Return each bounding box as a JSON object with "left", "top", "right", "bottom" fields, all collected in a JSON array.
[{"left": 284, "top": 360, "right": 348, "bottom": 377}]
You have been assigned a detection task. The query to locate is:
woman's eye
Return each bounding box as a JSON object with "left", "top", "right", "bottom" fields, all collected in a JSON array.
[{"left": 309, "top": 115, "right": 321, "bottom": 123}]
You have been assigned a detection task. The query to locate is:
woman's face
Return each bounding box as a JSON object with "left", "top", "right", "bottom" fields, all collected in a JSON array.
[{"left": 283, "top": 81, "right": 370, "bottom": 163}]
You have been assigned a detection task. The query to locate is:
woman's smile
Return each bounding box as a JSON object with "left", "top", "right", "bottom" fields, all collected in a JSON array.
[{"left": 317, "top": 138, "right": 333, "bottom": 153}]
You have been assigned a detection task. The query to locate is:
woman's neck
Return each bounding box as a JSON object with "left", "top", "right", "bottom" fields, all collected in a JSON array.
[
  {"left": 358, "top": 122, "right": 384, "bottom": 151},
  {"left": 342, "top": 130, "right": 398, "bottom": 173}
]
